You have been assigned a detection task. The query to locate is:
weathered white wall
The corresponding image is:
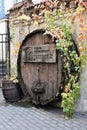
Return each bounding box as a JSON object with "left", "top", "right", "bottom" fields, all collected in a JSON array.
[
  {"left": 0, "top": 19, "right": 8, "bottom": 61},
  {"left": 75, "top": 12, "right": 87, "bottom": 112}
]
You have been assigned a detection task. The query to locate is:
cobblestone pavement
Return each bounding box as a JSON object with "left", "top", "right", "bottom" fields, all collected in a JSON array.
[{"left": 0, "top": 88, "right": 87, "bottom": 130}]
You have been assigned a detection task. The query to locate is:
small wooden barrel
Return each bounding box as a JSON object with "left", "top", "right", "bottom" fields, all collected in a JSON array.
[
  {"left": 17, "top": 29, "right": 79, "bottom": 105},
  {"left": 2, "top": 80, "right": 23, "bottom": 103}
]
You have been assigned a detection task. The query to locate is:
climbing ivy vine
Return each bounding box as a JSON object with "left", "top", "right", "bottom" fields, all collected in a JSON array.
[
  {"left": 32, "top": 0, "right": 87, "bottom": 118},
  {"left": 10, "top": 0, "right": 87, "bottom": 118}
]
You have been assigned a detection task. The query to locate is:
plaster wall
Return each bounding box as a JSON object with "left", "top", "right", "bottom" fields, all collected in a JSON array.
[
  {"left": 9, "top": 3, "right": 87, "bottom": 112},
  {"left": 74, "top": 12, "right": 87, "bottom": 112},
  {"left": 0, "top": 19, "right": 8, "bottom": 61}
]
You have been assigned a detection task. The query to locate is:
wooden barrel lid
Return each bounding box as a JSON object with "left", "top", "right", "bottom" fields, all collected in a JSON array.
[{"left": 17, "top": 29, "right": 79, "bottom": 105}]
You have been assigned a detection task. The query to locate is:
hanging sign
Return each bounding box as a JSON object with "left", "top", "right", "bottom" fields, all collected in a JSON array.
[{"left": 22, "top": 44, "right": 56, "bottom": 63}]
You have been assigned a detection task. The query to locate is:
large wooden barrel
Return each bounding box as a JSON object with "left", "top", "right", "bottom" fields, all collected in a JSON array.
[{"left": 17, "top": 29, "right": 79, "bottom": 105}]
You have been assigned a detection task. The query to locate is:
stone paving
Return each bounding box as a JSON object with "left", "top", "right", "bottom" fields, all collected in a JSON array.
[{"left": 0, "top": 88, "right": 87, "bottom": 130}]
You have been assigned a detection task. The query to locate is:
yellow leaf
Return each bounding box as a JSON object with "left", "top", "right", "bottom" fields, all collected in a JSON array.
[{"left": 33, "top": 21, "right": 38, "bottom": 26}]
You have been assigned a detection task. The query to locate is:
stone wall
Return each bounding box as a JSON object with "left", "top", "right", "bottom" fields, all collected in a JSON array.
[
  {"left": 74, "top": 12, "right": 87, "bottom": 112},
  {"left": 9, "top": 0, "right": 87, "bottom": 112}
]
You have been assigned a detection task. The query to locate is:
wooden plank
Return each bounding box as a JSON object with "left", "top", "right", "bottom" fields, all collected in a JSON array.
[{"left": 22, "top": 44, "right": 56, "bottom": 63}]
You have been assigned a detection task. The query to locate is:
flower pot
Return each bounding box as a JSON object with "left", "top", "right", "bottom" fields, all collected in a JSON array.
[{"left": 2, "top": 80, "right": 23, "bottom": 103}]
